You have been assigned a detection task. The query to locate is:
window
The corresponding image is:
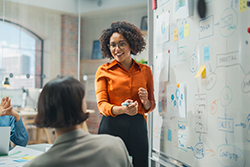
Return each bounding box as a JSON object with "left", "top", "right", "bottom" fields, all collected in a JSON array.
[{"left": 0, "top": 20, "right": 43, "bottom": 89}]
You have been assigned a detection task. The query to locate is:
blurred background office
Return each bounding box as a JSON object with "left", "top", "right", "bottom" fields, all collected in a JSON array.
[{"left": 0, "top": 0, "right": 148, "bottom": 142}]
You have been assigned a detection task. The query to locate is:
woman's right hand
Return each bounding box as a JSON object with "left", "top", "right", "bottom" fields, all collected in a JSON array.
[{"left": 123, "top": 99, "right": 138, "bottom": 116}]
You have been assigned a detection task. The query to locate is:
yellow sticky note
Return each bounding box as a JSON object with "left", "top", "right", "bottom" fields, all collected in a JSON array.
[
  {"left": 239, "top": 0, "right": 247, "bottom": 12},
  {"left": 195, "top": 65, "right": 206, "bottom": 79},
  {"left": 174, "top": 28, "right": 178, "bottom": 41},
  {"left": 22, "top": 156, "right": 36, "bottom": 160},
  {"left": 184, "top": 24, "right": 189, "bottom": 37}
]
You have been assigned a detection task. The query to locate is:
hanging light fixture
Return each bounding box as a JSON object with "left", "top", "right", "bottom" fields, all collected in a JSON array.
[
  {"left": 2, "top": 77, "right": 10, "bottom": 87},
  {"left": 97, "top": 0, "right": 102, "bottom": 6}
]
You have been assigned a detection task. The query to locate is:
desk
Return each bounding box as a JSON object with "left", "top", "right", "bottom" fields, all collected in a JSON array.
[
  {"left": 26, "top": 143, "right": 53, "bottom": 152},
  {"left": 20, "top": 109, "right": 95, "bottom": 144}
]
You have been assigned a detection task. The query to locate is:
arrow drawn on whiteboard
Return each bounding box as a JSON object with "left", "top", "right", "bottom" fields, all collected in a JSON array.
[
  {"left": 235, "top": 0, "right": 238, "bottom": 7},
  {"left": 225, "top": 133, "right": 228, "bottom": 144},
  {"left": 172, "top": 129, "right": 178, "bottom": 147},
  {"left": 182, "top": 19, "right": 187, "bottom": 25},
  {"left": 199, "top": 133, "right": 201, "bottom": 142},
  {"left": 225, "top": 108, "right": 227, "bottom": 119},
  {"left": 235, "top": 123, "right": 246, "bottom": 128},
  {"left": 205, "top": 149, "right": 216, "bottom": 157},
  {"left": 188, "top": 146, "right": 194, "bottom": 151},
  {"left": 208, "top": 63, "right": 212, "bottom": 72},
  {"left": 214, "top": 22, "right": 220, "bottom": 26}
]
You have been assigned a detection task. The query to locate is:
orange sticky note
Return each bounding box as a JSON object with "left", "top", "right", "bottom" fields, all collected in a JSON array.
[
  {"left": 22, "top": 156, "right": 36, "bottom": 160},
  {"left": 174, "top": 28, "right": 178, "bottom": 41},
  {"left": 195, "top": 65, "right": 206, "bottom": 79}
]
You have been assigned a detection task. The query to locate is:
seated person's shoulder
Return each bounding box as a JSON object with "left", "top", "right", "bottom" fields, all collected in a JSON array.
[{"left": 92, "top": 134, "right": 126, "bottom": 150}]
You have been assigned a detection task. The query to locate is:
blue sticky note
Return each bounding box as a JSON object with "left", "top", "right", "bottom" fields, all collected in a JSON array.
[
  {"left": 179, "top": 26, "right": 184, "bottom": 40},
  {"left": 168, "top": 129, "right": 172, "bottom": 141},
  {"left": 204, "top": 46, "right": 210, "bottom": 61},
  {"left": 13, "top": 159, "right": 29, "bottom": 162}
]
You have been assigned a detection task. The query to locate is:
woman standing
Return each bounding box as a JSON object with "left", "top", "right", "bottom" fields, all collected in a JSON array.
[{"left": 95, "top": 21, "right": 155, "bottom": 167}]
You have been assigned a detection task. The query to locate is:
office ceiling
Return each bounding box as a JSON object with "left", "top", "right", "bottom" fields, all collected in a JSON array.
[{"left": 7, "top": 0, "right": 147, "bottom": 14}]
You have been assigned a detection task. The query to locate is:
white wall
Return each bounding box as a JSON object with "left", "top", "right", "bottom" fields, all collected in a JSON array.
[{"left": 82, "top": 5, "right": 147, "bottom": 59}]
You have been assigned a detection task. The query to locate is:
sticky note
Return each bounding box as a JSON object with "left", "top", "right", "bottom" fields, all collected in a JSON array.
[
  {"left": 203, "top": 46, "right": 210, "bottom": 61},
  {"left": 179, "top": 26, "right": 184, "bottom": 40},
  {"left": 22, "top": 156, "right": 36, "bottom": 160},
  {"left": 174, "top": 28, "right": 178, "bottom": 41},
  {"left": 184, "top": 24, "right": 189, "bottom": 37},
  {"left": 168, "top": 129, "right": 172, "bottom": 141},
  {"left": 195, "top": 65, "right": 206, "bottom": 79},
  {"left": 13, "top": 159, "right": 29, "bottom": 162},
  {"left": 239, "top": 0, "right": 247, "bottom": 12}
]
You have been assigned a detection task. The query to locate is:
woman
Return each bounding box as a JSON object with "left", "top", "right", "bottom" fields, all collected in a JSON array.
[
  {"left": 24, "top": 76, "right": 132, "bottom": 167},
  {"left": 95, "top": 21, "right": 155, "bottom": 167},
  {"left": 0, "top": 97, "right": 29, "bottom": 147}
]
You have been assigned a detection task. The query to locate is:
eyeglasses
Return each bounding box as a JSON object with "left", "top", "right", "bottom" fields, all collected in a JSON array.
[{"left": 108, "top": 41, "right": 127, "bottom": 50}]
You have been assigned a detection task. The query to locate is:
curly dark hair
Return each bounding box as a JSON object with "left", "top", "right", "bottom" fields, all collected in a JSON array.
[{"left": 99, "top": 21, "right": 146, "bottom": 59}]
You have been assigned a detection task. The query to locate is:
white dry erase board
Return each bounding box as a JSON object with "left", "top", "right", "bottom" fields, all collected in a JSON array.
[{"left": 149, "top": 0, "right": 250, "bottom": 166}]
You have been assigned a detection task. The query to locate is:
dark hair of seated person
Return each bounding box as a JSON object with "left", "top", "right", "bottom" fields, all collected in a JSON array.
[{"left": 35, "top": 76, "right": 89, "bottom": 128}]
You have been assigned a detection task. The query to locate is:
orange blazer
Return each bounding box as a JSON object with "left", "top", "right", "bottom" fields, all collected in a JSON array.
[{"left": 95, "top": 59, "right": 155, "bottom": 119}]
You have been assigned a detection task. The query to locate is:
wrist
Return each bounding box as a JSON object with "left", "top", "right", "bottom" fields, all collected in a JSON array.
[
  {"left": 143, "top": 100, "right": 150, "bottom": 105},
  {"left": 111, "top": 106, "right": 125, "bottom": 115},
  {"left": 12, "top": 110, "right": 20, "bottom": 122}
]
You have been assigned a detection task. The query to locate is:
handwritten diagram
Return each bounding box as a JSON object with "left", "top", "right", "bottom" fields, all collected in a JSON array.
[{"left": 167, "top": 84, "right": 186, "bottom": 118}]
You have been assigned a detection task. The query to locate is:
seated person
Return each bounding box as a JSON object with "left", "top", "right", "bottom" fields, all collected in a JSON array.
[
  {"left": 24, "top": 76, "right": 132, "bottom": 167},
  {"left": 0, "top": 97, "right": 29, "bottom": 147}
]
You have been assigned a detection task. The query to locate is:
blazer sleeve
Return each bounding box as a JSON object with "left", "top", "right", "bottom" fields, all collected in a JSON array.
[
  {"left": 10, "top": 116, "right": 29, "bottom": 146},
  {"left": 95, "top": 66, "right": 116, "bottom": 117}
]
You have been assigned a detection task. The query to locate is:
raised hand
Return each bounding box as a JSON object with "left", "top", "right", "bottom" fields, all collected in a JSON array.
[
  {"left": 0, "top": 97, "right": 13, "bottom": 116},
  {"left": 138, "top": 87, "right": 149, "bottom": 104}
]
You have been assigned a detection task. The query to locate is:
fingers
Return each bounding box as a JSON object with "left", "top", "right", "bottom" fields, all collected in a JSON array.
[
  {"left": 2, "top": 106, "right": 13, "bottom": 116},
  {"left": 124, "top": 101, "right": 138, "bottom": 116},
  {"left": 3, "top": 99, "right": 11, "bottom": 108},
  {"left": 138, "top": 87, "right": 148, "bottom": 96},
  {"left": 0, "top": 97, "right": 6, "bottom": 106},
  {"left": 8, "top": 99, "right": 11, "bottom": 107},
  {"left": 125, "top": 99, "right": 134, "bottom": 104}
]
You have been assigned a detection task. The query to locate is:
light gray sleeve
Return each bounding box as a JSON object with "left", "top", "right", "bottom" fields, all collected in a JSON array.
[{"left": 113, "top": 137, "right": 134, "bottom": 167}]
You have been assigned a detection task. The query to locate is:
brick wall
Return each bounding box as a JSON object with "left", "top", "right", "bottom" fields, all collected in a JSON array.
[
  {"left": 86, "top": 102, "right": 102, "bottom": 134},
  {"left": 61, "top": 15, "right": 83, "bottom": 77},
  {"left": 61, "top": 15, "right": 101, "bottom": 134}
]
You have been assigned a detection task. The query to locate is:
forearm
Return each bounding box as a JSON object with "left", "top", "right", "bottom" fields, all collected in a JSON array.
[
  {"left": 142, "top": 100, "right": 151, "bottom": 111},
  {"left": 111, "top": 106, "right": 125, "bottom": 115},
  {"left": 12, "top": 110, "right": 20, "bottom": 122},
  {"left": 10, "top": 116, "right": 29, "bottom": 146}
]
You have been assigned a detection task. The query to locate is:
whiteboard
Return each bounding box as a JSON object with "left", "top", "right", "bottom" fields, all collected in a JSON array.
[{"left": 150, "top": 0, "right": 250, "bottom": 166}]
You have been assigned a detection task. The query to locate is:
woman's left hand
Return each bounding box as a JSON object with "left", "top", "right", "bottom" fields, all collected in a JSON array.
[{"left": 138, "top": 87, "right": 149, "bottom": 105}]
